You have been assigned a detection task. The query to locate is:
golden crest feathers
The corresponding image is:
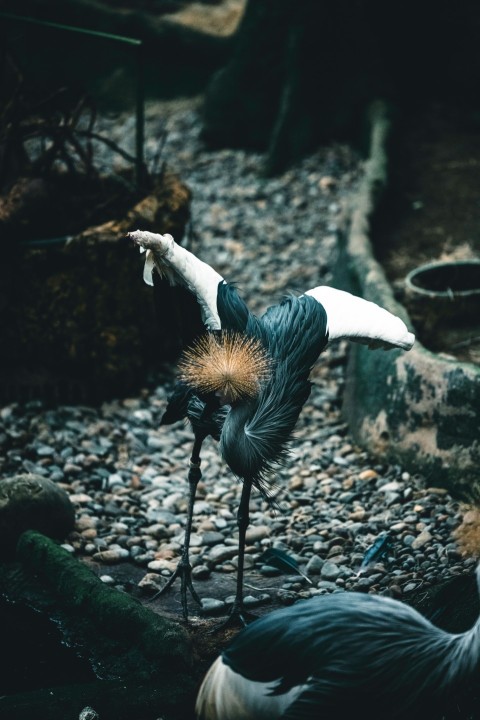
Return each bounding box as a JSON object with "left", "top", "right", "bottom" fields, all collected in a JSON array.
[{"left": 178, "top": 332, "right": 271, "bottom": 403}]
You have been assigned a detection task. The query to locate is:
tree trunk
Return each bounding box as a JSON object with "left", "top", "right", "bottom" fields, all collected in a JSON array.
[{"left": 202, "top": 0, "right": 480, "bottom": 173}]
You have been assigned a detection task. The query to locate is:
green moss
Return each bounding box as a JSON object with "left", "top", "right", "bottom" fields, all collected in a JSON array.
[{"left": 16, "top": 531, "right": 192, "bottom": 674}]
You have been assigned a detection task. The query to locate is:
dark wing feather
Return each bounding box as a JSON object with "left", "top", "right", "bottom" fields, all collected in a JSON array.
[
  {"left": 216, "top": 281, "right": 255, "bottom": 332},
  {"left": 220, "top": 295, "right": 328, "bottom": 496},
  {"left": 161, "top": 381, "right": 225, "bottom": 440},
  {"left": 259, "top": 293, "right": 328, "bottom": 366},
  {"left": 160, "top": 381, "right": 193, "bottom": 425},
  {"left": 280, "top": 681, "right": 362, "bottom": 719},
  {"left": 186, "top": 394, "right": 227, "bottom": 441},
  {"left": 260, "top": 547, "right": 312, "bottom": 583},
  {"left": 240, "top": 295, "right": 327, "bottom": 493}
]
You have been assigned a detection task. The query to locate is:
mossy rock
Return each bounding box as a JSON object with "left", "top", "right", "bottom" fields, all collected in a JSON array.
[
  {"left": 15, "top": 530, "right": 193, "bottom": 675},
  {"left": 0, "top": 474, "right": 75, "bottom": 560}
]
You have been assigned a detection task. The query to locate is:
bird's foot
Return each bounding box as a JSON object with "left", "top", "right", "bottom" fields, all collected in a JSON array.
[
  {"left": 150, "top": 559, "right": 202, "bottom": 622},
  {"left": 209, "top": 600, "right": 258, "bottom": 633}
]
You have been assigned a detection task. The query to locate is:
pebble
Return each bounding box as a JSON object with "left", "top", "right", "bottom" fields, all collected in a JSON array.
[
  {"left": 92, "top": 548, "right": 129, "bottom": 563},
  {"left": 260, "top": 564, "right": 282, "bottom": 577},
  {"left": 242, "top": 595, "right": 262, "bottom": 608},
  {"left": 79, "top": 708, "right": 100, "bottom": 720},
  {"left": 245, "top": 525, "right": 270, "bottom": 543},
  {"left": 137, "top": 573, "right": 165, "bottom": 593},
  {"left": 201, "top": 531, "right": 225, "bottom": 546},
  {"left": 200, "top": 598, "right": 226, "bottom": 615},
  {"left": 358, "top": 469, "right": 378, "bottom": 481},
  {"left": 99, "top": 575, "right": 115, "bottom": 585},
  {"left": 411, "top": 530, "right": 433, "bottom": 549},
  {"left": 60, "top": 543, "right": 75, "bottom": 553},
  {"left": 320, "top": 561, "right": 341, "bottom": 581},
  {"left": 305, "top": 555, "right": 323, "bottom": 574},
  {"left": 317, "top": 580, "right": 338, "bottom": 592},
  {"left": 192, "top": 565, "right": 211, "bottom": 580},
  {"left": 207, "top": 545, "right": 239, "bottom": 564},
  {"left": 0, "top": 98, "right": 472, "bottom": 614},
  {"left": 147, "top": 559, "right": 177, "bottom": 572}
]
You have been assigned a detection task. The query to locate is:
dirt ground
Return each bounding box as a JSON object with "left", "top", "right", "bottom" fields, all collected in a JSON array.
[{"left": 83, "top": 555, "right": 303, "bottom": 674}]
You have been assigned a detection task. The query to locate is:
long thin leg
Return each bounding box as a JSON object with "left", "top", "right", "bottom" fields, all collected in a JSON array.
[
  {"left": 151, "top": 434, "right": 204, "bottom": 621},
  {"left": 213, "top": 477, "right": 257, "bottom": 630}
]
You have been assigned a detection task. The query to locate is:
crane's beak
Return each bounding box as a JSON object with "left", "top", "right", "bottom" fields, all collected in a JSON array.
[{"left": 215, "top": 389, "right": 234, "bottom": 406}]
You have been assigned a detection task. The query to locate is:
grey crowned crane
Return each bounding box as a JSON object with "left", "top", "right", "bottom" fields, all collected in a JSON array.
[
  {"left": 196, "top": 568, "right": 480, "bottom": 719},
  {"left": 128, "top": 230, "right": 414, "bottom": 624}
]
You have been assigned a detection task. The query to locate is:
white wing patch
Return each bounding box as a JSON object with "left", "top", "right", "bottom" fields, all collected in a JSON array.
[
  {"left": 140, "top": 247, "right": 155, "bottom": 287},
  {"left": 305, "top": 286, "right": 415, "bottom": 350},
  {"left": 130, "top": 230, "right": 224, "bottom": 330}
]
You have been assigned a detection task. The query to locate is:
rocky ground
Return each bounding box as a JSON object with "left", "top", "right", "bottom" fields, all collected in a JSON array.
[{"left": 0, "top": 97, "right": 476, "bottom": 626}]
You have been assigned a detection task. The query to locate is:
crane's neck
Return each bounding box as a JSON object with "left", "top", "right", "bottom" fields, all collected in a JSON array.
[{"left": 219, "top": 401, "right": 265, "bottom": 486}]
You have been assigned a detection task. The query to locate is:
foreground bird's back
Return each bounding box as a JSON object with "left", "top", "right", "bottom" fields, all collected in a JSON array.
[{"left": 196, "top": 588, "right": 480, "bottom": 720}]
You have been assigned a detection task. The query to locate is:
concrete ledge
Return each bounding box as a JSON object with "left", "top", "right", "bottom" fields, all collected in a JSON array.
[{"left": 339, "top": 101, "right": 480, "bottom": 501}]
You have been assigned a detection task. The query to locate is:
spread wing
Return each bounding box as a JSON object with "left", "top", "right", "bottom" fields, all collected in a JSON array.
[
  {"left": 305, "top": 286, "right": 415, "bottom": 350},
  {"left": 129, "top": 230, "right": 224, "bottom": 330}
]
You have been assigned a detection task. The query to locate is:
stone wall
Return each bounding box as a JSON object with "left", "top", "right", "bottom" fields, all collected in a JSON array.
[{"left": 339, "top": 101, "right": 480, "bottom": 502}]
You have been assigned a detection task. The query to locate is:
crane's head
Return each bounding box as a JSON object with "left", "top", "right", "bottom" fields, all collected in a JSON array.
[{"left": 178, "top": 331, "right": 271, "bottom": 405}]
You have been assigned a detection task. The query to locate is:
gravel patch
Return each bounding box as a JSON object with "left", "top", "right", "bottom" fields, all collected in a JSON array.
[{"left": 0, "top": 98, "right": 473, "bottom": 614}]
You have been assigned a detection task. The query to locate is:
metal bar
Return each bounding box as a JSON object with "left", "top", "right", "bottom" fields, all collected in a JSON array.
[
  {"left": 135, "top": 40, "right": 145, "bottom": 189},
  {"left": 20, "top": 236, "right": 71, "bottom": 247},
  {"left": 1, "top": 11, "right": 145, "bottom": 189},
  {"left": 0, "top": 11, "right": 142, "bottom": 46}
]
